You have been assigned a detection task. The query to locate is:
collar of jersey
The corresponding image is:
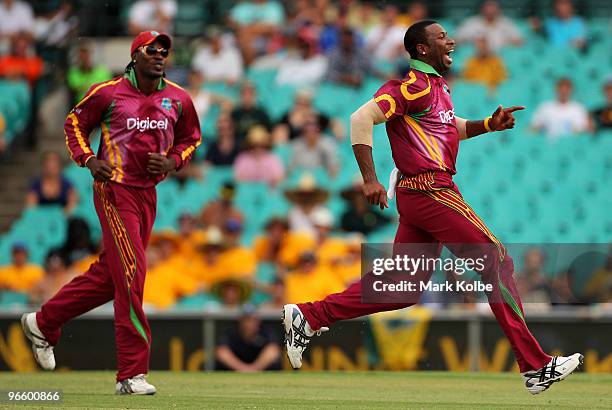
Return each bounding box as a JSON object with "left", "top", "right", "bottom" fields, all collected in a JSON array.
[
  {"left": 410, "top": 59, "right": 441, "bottom": 77},
  {"left": 124, "top": 68, "right": 166, "bottom": 91}
]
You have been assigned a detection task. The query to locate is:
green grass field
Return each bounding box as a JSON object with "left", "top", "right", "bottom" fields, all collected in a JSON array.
[{"left": 1, "top": 371, "right": 610, "bottom": 409}]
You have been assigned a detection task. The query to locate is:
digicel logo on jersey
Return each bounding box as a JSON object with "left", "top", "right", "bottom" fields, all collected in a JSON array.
[
  {"left": 438, "top": 109, "right": 455, "bottom": 124},
  {"left": 126, "top": 117, "right": 168, "bottom": 132}
]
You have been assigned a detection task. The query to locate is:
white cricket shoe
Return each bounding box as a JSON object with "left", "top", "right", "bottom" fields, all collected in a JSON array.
[
  {"left": 522, "top": 353, "right": 584, "bottom": 395},
  {"left": 282, "top": 304, "right": 328, "bottom": 369},
  {"left": 21, "top": 312, "right": 55, "bottom": 370},
  {"left": 116, "top": 374, "right": 157, "bottom": 395}
]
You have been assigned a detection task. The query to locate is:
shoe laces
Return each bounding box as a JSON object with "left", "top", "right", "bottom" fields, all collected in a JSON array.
[{"left": 130, "top": 374, "right": 149, "bottom": 388}]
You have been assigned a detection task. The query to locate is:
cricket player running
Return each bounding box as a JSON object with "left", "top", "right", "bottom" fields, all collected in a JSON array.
[
  {"left": 21, "top": 31, "right": 201, "bottom": 394},
  {"left": 283, "top": 21, "right": 583, "bottom": 394}
]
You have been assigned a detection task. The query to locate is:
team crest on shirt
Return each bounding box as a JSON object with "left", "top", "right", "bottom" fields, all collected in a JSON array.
[
  {"left": 161, "top": 97, "right": 172, "bottom": 111},
  {"left": 443, "top": 84, "right": 450, "bottom": 95}
]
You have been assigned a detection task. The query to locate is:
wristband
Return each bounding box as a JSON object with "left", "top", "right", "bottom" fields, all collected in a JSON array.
[
  {"left": 84, "top": 155, "right": 96, "bottom": 167},
  {"left": 484, "top": 116, "right": 493, "bottom": 133}
]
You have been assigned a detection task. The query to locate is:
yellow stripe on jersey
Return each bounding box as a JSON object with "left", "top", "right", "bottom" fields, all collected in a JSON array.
[
  {"left": 75, "top": 78, "right": 122, "bottom": 109},
  {"left": 374, "top": 94, "right": 397, "bottom": 118},
  {"left": 165, "top": 78, "right": 185, "bottom": 91},
  {"left": 64, "top": 129, "right": 75, "bottom": 160},
  {"left": 68, "top": 113, "right": 92, "bottom": 156},
  {"left": 180, "top": 138, "right": 202, "bottom": 161},
  {"left": 101, "top": 121, "right": 115, "bottom": 168},
  {"left": 400, "top": 71, "right": 431, "bottom": 101},
  {"left": 403, "top": 115, "right": 445, "bottom": 170}
]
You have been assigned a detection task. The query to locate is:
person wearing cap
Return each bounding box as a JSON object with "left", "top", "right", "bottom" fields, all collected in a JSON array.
[
  {"left": 284, "top": 173, "right": 332, "bottom": 236},
  {"left": 309, "top": 207, "right": 348, "bottom": 267},
  {"left": 234, "top": 125, "right": 285, "bottom": 186},
  {"left": 22, "top": 30, "right": 201, "bottom": 394},
  {"left": 0, "top": 242, "right": 44, "bottom": 293}
]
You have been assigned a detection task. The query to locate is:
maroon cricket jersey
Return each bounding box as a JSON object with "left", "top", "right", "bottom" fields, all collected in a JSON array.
[
  {"left": 64, "top": 69, "right": 202, "bottom": 187},
  {"left": 374, "top": 60, "right": 458, "bottom": 186}
]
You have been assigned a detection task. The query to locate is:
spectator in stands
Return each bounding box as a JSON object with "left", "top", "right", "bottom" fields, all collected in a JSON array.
[
  {"left": 67, "top": 41, "right": 112, "bottom": 104},
  {"left": 0, "top": 34, "right": 44, "bottom": 87},
  {"left": 340, "top": 179, "right": 390, "bottom": 235},
  {"left": 397, "top": 1, "right": 428, "bottom": 27},
  {"left": 456, "top": 0, "right": 522, "bottom": 51},
  {"left": 544, "top": 0, "right": 586, "bottom": 49},
  {"left": 273, "top": 89, "right": 344, "bottom": 143},
  {"left": 143, "top": 236, "right": 197, "bottom": 309},
  {"left": 229, "top": 0, "right": 286, "bottom": 65},
  {"left": 531, "top": 77, "right": 591, "bottom": 140},
  {"left": 234, "top": 125, "right": 285, "bottom": 187},
  {"left": 30, "top": 251, "right": 76, "bottom": 306},
  {"left": 582, "top": 246, "right": 612, "bottom": 303},
  {"left": 592, "top": 78, "right": 612, "bottom": 130},
  {"left": 309, "top": 207, "right": 348, "bottom": 267},
  {"left": 231, "top": 81, "right": 271, "bottom": 140},
  {"left": 200, "top": 182, "right": 244, "bottom": 230},
  {"left": 275, "top": 28, "right": 328, "bottom": 87},
  {"left": 259, "top": 276, "right": 286, "bottom": 309},
  {"left": 284, "top": 173, "right": 332, "bottom": 236},
  {"left": 0, "top": 0, "right": 34, "bottom": 42},
  {"left": 35, "top": 0, "right": 78, "bottom": 49},
  {"left": 365, "top": 4, "right": 407, "bottom": 62},
  {"left": 51, "top": 217, "right": 97, "bottom": 267},
  {"left": 175, "top": 212, "right": 206, "bottom": 258},
  {"left": 191, "top": 26, "right": 244, "bottom": 84},
  {"left": 515, "top": 248, "right": 552, "bottom": 308},
  {"left": 253, "top": 216, "right": 315, "bottom": 268},
  {"left": 290, "top": 118, "right": 338, "bottom": 177},
  {"left": 204, "top": 114, "right": 241, "bottom": 166},
  {"left": 26, "top": 151, "right": 78, "bottom": 214},
  {"left": 128, "top": 0, "right": 177, "bottom": 35},
  {"left": 215, "top": 305, "right": 281, "bottom": 371},
  {"left": 325, "top": 27, "right": 373, "bottom": 88},
  {"left": 319, "top": 9, "right": 363, "bottom": 53},
  {"left": 186, "top": 70, "right": 232, "bottom": 122},
  {"left": 190, "top": 226, "right": 228, "bottom": 289},
  {"left": 0, "top": 112, "right": 6, "bottom": 154},
  {"left": 284, "top": 250, "right": 343, "bottom": 303},
  {"left": 334, "top": 233, "right": 362, "bottom": 285},
  {"left": 211, "top": 219, "right": 257, "bottom": 306},
  {"left": 462, "top": 36, "right": 507, "bottom": 91},
  {"left": 287, "top": 0, "right": 325, "bottom": 33},
  {"left": 0, "top": 242, "right": 44, "bottom": 293}
]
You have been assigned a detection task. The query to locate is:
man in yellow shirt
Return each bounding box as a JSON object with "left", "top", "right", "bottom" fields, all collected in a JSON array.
[
  {"left": 0, "top": 243, "right": 44, "bottom": 293},
  {"left": 463, "top": 36, "right": 507, "bottom": 90},
  {"left": 284, "top": 252, "right": 344, "bottom": 304}
]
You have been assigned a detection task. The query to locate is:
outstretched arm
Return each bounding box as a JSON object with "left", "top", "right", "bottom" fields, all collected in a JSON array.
[
  {"left": 350, "top": 99, "right": 389, "bottom": 210},
  {"left": 456, "top": 105, "right": 525, "bottom": 141}
]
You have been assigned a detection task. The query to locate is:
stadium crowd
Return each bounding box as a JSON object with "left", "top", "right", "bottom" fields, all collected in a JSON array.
[{"left": 0, "top": 0, "right": 611, "bottom": 326}]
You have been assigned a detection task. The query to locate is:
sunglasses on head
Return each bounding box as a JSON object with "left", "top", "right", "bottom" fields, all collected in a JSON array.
[{"left": 141, "top": 45, "right": 169, "bottom": 58}]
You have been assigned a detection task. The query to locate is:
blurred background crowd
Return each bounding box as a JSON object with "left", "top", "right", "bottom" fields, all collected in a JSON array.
[{"left": 0, "top": 0, "right": 611, "bottom": 339}]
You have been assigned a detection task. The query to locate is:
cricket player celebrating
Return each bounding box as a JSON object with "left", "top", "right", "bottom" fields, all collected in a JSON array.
[
  {"left": 21, "top": 31, "right": 201, "bottom": 394},
  {"left": 283, "top": 21, "right": 583, "bottom": 394}
]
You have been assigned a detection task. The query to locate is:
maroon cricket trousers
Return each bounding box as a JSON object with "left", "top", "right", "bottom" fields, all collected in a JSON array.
[
  {"left": 37, "top": 180, "right": 156, "bottom": 381},
  {"left": 299, "top": 178, "right": 551, "bottom": 373}
]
